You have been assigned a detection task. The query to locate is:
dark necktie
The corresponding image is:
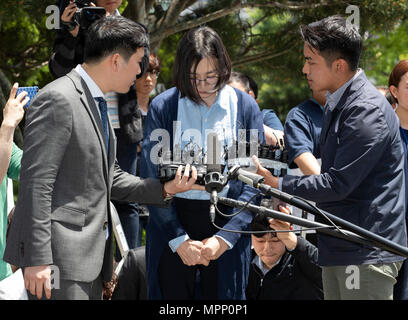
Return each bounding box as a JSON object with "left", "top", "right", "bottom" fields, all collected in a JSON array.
[{"left": 95, "top": 97, "right": 109, "bottom": 155}]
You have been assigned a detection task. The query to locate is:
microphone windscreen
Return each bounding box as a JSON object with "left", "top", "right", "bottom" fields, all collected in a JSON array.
[{"left": 207, "top": 132, "right": 222, "bottom": 173}]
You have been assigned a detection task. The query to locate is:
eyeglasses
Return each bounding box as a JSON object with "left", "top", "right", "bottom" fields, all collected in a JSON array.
[
  {"left": 145, "top": 70, "right": 160, "bottom": 79},
  {"left": 189, "top": 74, "right": 219, "bottom": 86}
]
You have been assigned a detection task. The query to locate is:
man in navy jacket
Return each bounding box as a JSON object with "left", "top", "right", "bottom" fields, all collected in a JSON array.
[{"left": 254, "top": 15, "right": 407, "bottom": 299}]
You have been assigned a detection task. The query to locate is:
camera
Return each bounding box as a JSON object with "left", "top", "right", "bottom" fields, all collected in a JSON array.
[
  {"left": 73, "top": 1, "right": 106, "bottom": 30},
  {"left": 61, "top": 1, "right": 106, "bottom": 31}
]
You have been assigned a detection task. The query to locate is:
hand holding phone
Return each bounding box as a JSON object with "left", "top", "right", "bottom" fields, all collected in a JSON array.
[
  {"left": 3, "top": 83, "right": 28, "bottom": 128},
  {"left": 15, "top": 86, "right": 39, "bottom": 109}
]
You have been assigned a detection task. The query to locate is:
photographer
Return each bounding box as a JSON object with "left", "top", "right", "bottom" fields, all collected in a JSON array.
[{"left": 49, "top": 1, "right": 122, "bottom": 78}]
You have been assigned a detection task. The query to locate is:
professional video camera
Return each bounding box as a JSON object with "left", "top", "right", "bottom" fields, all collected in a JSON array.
[{"left": 62, "top": 0, "right": 106, "bottom": 31}]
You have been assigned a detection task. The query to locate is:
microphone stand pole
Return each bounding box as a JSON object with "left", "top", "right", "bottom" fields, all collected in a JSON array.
[
  {"left": 257, "top": 183, "right": 408, "bottom": 258},
  {"left": 218, "top": 165, "right": 408, "bottom": 258},
  {"left": 217, "top": 196, "right": 408, "bottom": 258}
]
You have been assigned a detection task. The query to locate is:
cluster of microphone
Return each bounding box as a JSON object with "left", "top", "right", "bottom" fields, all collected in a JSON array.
[
  {"left": 156, "top": 133, "right": 269, "bottom": 221},
  {"left": 157, "top": 134, "right": 289, "bottom": 184}
]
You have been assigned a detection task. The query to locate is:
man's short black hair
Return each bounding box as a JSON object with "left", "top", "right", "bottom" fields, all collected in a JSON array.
[
  {"left": 229, "top": 71, "right": 251, "bottom": 93},
  {"left": 228, "top": 72, "right": 258, "bottom": 99},
  {"left": 300, "top": 15, "right": 362, "bottom": 71},
  {"left": 172, "top": 26, "right": 231, "bottom": 105},
  {"left": 246, "top": 75, "right": 258, "bottom": 100},
  {"left": 250, "top": 213, "right": 276, "bottom": 238},
  {"left": 84, "top": 15, "right": 150, "bottom": 64}
]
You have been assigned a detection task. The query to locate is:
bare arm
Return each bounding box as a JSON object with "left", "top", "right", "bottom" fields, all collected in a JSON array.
[
  {"left": 0, "top": 83, "right": 27, "bottom": 183},
  {"left": 293, "top": 152, "right": 321, "bottom": 175}
]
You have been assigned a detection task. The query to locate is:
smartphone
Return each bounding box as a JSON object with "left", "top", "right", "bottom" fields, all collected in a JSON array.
[{"left": 16, "top": 86, "right": 39, "bottom": 109}]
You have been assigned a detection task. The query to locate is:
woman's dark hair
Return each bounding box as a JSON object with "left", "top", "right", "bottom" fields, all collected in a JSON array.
[
  {"left": 84, "top": 15, "right": 150, "bottom": 64},
  {"left": 300, "top": 15, "right": 362, "bottom": 71},
  {"left": 250, "top": 213, "right": 276, "bottom": 238},
  {"left": 385, "top": 91, "right": 394, "bottom": 106},
  {"left": 172, "top": 26, "right": 231, "bottom": 105},
  {"left": 388, "top": 60, "right": 408, "bottom": 105}
]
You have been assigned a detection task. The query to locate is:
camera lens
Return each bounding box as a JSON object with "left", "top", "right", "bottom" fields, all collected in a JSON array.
[{"left": 85, "top": 9, "right": 96, "bottom": 20}]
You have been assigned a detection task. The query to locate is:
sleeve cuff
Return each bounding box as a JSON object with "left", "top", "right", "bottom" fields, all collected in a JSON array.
[
  {"left": 214, "top": 235, "right": 233, "bottom": 250},
  {"left": 169, "top": 234, "right": 190, "bottom": 252}
]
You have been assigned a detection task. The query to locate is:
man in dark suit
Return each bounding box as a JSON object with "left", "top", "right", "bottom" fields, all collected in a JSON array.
[
  {"left": 254, "top": 15, "right": 407, "bottom": 299},
  {"left": 4, "top": 16, "right": 198, "bottom": 300}
]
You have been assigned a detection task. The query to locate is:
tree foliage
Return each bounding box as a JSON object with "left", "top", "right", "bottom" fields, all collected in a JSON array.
[
  {"left": 364, "top": 19, "right": 408, "bottom": 86},
  {"left": 0, "top": 0, "right": 56, "bottom": 144},
  {"left": 0, "top": 0, "right": 407, "bottom": 145}
]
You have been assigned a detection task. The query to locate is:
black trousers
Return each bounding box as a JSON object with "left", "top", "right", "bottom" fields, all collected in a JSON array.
[{"left": 158, "top": 198, "right": 229, "bottom": 300}]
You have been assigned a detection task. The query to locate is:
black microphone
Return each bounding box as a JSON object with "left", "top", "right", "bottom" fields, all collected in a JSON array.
[
  {"left": 228, "top": 165, "right": 264, "bottom": 188},
  {"left": 205, "top": 133, "right": 226, "bottom": 223}
]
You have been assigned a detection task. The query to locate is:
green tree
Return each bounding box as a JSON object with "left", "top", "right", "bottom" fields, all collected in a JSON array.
[
  {"left": 364, "top": 19, "right": 408, "bottom": 87},
  {"left": 0, "top": 0, "right": 56, "bottom": 145},
  {"left": 144, "top": 0, "right": 408, "bottom": 122},
  {"left": 1, "top": 0, "right": 407, "bottom": 143}
]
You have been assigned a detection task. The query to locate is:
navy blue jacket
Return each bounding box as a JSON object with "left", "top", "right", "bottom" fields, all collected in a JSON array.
[
  {"left": 140, "top": 87, "right": 265, "bottom": 299},
  {"left": 282, "top": 71, "right": 407, "bottom": 266}
]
